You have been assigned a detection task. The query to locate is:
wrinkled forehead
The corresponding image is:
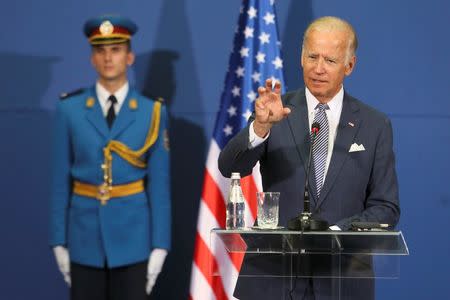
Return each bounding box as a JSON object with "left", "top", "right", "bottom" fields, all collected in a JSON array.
[
  {"left": 303, "top": 29, "right": 350, "bottom": 53},
  {"left": 306, "top": 28, "right": 350, "bottom": 44}
]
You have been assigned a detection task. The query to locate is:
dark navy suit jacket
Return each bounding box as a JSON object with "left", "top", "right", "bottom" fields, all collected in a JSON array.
[{"left": 218, "top": 88, "right": 400, "bottom": 299}]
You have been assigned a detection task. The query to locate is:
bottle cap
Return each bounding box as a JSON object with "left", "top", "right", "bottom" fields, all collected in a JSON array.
[{"left": 231, "top": 172, "right": 241, "bottom": 179}]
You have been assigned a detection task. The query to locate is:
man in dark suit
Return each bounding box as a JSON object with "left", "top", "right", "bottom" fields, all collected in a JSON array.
[{"left": 219, "top": 16, "right": 400, "bottom": 299}]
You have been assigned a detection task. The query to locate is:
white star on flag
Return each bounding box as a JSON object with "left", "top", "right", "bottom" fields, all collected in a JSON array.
[
  {"left": 235, "top": 66, "right": 245, "bottom": 77},
  {"left": 247, "top": 90, "right": 257, "bottom": 102},
  {"left": 240, "top": 47, "right": 250, "bottom": 57},
  {"left": 227, "top": 105, "right": 237, "bottom": 117},
  {"left": 223, "top": 124, "right": 233, "bottom": 136},
  {"left": 242, "top": 109, "right": 252, "bottom": 121},
  {"left": 251, "top": 71, "right": 261, "bottom": 83},
  {"left": 256, "top": 51, "right": 266, "bottom": 63},
  {"left": 244, "top": 26, "right": 254, "bottom": 38},
  {"left": 231, "top": 86, "right": 241, "bottom": 97},
  {"left": 272, "top": 56, "right": 283, "bottom": 69},
  {"left": 263, "top": 12, "right": 275, "bottom": 25},
  {"left": 247, "top": 6, "right": 257, "bottom": 19},
  {"left": 259, "top": 32, "right": 270, "bottom": 44}
]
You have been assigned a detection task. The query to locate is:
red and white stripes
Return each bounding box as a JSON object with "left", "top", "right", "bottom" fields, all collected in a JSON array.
[{"left": 189, "top": 141, "right": 261, "bottom": 300}]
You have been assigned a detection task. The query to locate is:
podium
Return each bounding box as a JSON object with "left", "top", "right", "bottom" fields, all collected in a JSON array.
[{"left": 211, "top": 228, "right": 408, "bottom": 299}]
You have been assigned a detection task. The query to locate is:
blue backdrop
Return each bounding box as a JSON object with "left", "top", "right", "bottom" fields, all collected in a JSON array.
[{"left": 1, "top": 0, "right": 449, "bottom": 299}]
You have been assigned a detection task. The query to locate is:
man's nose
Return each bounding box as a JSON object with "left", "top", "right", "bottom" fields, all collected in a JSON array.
[
  {"left": 314, "top": 58, "right": 325, "bottom": 73},
  {"left": 104, "top": 51, "right": 112, "bottom": 61}
]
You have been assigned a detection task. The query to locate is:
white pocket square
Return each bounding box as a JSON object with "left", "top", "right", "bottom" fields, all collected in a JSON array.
[{"left": 349, "top": 143, "right": 365, "bottom": 152}]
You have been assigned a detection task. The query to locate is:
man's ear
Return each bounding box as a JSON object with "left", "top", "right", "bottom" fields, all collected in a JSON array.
[
  {"left": 345, "top": 55, "right": 356, "bottom": 76},
  {"left": 300, "top": 49, "right": 305, "bottom": 68},
  {"left": 127, "top": 51, "right": 135, "bottom": 66}
]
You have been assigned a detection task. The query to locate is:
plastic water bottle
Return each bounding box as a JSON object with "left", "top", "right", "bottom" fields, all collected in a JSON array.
[{"left": 226, "top": 172, "right": 246, "bottom": 229}]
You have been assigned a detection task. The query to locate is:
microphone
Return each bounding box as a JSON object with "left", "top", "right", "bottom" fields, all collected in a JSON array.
[
  {"left": 311, "top": 122, "right": 320, "bottom": 136},
  {"left": 288, "top": 122, "right": 329, "bottom": 231},
  {"left": 303, "top": 122, "right": 320, "bottom": 214}
]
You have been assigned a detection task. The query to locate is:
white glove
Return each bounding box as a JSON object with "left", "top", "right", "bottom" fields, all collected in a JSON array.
[
  {"left": 53, "top": 246, "right": 71, "bottom": 286},
  {"left": 146, "top": 248, "right": 168, "bottom": 295}
]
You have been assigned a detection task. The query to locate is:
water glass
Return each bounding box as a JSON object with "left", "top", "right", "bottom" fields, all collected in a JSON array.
[{"left": 256, "top": 192, "right": 280, "bottom": 229}]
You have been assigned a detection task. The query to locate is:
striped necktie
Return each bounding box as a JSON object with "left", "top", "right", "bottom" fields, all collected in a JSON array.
[{"left": 312, "top": 103, "right": 329, "bottom": 197}]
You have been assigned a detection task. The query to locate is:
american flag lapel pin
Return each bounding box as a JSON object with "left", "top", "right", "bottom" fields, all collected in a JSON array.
[{"left": 348, "top": 122, "right": 354, "bottom": 127}]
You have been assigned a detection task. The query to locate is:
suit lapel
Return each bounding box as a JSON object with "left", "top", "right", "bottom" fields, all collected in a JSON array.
[
  {"left": 85, "top": 88, "right": 109, "bottom": 138},
  {"left": 286, "top": 90, "right": 319, "bottom": 204},
  {"left": 286, "top": 90, "right": 310, "bottom": 172},
  {"left": 316, "top": 93, "right": 361, "bottom": 208},
  {"left": 109, "top": 89, "right": 137, "bottom": 139}
]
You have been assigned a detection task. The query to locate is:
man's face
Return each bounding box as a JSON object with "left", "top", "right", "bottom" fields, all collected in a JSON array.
[
  {"left": 301, "top": 29, "right": 355, "bottom": 103},
  {"left": 91, "top": 43, "right": 134, "bottom": 84}
]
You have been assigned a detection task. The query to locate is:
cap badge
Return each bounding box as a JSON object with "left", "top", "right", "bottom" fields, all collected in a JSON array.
[{"left": 99, "top": 20, "right": 114, "bottom": 36}]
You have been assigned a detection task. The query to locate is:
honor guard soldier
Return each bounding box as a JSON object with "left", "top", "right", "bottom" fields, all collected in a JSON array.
[{"left": 49, "top": 15, "right": 171, "bottom": 300}]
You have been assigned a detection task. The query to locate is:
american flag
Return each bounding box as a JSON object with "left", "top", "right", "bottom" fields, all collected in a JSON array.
[{"left": 189, "top": 1, "right": 285, "bottom": 299}]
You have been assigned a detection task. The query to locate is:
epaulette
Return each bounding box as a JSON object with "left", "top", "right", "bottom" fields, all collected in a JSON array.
[{"left": 59, "top": 88, "right": 85, "bottom": 101}]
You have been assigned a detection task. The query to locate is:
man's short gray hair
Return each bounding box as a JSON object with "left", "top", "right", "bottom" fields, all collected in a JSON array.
[{"left": 302, "top": 16, "right": 358, "bottom": 63}]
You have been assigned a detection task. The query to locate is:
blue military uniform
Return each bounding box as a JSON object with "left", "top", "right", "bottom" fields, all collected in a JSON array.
[
  {"left": 49, "top": 86, "right": 171, "bottom": 268},
  {"left": 50, "top": 14, "right": 170, "bottom": 300}
]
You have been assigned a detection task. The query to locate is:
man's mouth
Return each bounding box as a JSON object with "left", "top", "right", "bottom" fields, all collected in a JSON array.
[{"left": 311, "top": 78, "right": 327, "bottom": 84}]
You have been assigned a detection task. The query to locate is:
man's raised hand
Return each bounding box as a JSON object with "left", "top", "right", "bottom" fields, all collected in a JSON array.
[{"left": 253, "top": 79, "right": 291, "bottom": 137}]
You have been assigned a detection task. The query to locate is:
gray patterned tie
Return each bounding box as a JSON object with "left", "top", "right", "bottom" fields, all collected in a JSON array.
[{"left": 312, "top": 103, "right": 329, "bottom": 197}]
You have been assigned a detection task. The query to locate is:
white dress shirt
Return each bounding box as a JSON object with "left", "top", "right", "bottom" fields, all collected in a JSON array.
[{"left": 96, "top": 81, "right": 129, "bottom": 117}]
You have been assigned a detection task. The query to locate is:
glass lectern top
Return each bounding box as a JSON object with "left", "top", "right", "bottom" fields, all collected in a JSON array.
[{"left": 211, "top": 228, "right": 409, "bottom": 255}]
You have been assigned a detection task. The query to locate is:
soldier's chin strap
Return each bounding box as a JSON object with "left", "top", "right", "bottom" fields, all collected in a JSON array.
[{"left": 102, "top": 101, "right": 162, "bottom": 188}]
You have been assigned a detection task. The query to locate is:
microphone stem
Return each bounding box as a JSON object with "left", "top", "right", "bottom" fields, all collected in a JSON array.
[{"left": 303, "top": 132, "right": 316, "bottom": 214}]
